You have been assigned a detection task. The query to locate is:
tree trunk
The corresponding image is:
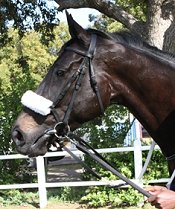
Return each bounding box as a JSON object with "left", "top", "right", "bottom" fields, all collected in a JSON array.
[
  {"left": 146, "top": 0, "right": 171, "bottom": 49},
  {"left": 163, "top": 21, "right": 175, "bottom": 54},
  {"left": 162, "top": 0, "right": 175, "bottom": 54}
]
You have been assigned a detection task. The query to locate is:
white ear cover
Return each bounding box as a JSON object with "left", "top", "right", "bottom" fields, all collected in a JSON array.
[{"left": 21, "top": 90, "right": 53, "bottom": 116}]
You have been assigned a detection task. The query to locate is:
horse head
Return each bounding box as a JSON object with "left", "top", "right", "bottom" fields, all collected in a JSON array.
[{"left": 12, "top": 12, "right": 113, "bottom": 157}]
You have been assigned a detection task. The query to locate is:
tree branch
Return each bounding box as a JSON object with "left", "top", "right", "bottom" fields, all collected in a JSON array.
[{"left": 55, "top": 0, "right": 146, "bottom": 35}]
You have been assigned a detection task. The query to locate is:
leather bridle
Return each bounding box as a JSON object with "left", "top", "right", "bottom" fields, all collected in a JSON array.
[{"left": 49, "top": 34, "right": 104, "bottom": 135}]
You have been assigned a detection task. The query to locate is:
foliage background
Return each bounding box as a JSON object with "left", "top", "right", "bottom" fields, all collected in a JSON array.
[{"left": 0, "top": 23, "right": 70, "bottom": 184}]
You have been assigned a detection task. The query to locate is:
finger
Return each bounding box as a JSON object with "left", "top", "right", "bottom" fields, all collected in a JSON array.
[
  {"left": 148, "top": 195, "right": 157, "bottom": 202},
  {"left": 152, "top": 186, "right": 167, "bottom": 191},
  {"left": 145, "top": 186, "right": 155, "bottom": 191}
]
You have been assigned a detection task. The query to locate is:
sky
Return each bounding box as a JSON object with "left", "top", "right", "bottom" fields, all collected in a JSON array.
[{"left": 57, "top": 8, "right": 100, "bottom": 27}]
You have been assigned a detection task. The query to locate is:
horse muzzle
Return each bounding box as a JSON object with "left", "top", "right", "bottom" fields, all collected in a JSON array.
[
  {"left": 12, "top": 123, "right": 70, "bottom": 157},
  {"left": 12, "top": 127, "right": 52, "bottom": 157}
]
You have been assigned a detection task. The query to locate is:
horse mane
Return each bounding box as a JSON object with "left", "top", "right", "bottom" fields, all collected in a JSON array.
[{"left": 87, "top": 28, "right": 175, "bottom": 66}]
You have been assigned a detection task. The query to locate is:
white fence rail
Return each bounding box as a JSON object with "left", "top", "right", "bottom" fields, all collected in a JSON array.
[{"left": 0, "top": 143, "right": 170, "bottom": 208}]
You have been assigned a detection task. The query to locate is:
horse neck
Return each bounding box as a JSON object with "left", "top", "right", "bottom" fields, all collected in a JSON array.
[
  {"left": 104, "top": 42, "right": 175, "bottom": 171},
  {"left": 107, "top": 43, "right": 175, "bottom": 133}
]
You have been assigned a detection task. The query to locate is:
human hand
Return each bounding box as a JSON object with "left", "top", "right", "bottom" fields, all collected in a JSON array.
[{"left": 146, "top": 186, "right": 175, "bottom": 209}]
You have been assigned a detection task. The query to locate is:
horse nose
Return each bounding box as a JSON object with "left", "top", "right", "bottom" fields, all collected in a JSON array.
[{"left": 12, "top": 128, "right": 26, "bottom": 147}]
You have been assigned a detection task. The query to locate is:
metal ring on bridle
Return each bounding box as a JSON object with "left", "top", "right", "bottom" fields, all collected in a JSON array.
[{"left": 54, "top": 122, "right": 70, "bottom": 139}]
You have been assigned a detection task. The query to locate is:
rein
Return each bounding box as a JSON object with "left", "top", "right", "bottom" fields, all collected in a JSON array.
[{"left": 49, "top": 127, "right": 151, "bottom": 198}]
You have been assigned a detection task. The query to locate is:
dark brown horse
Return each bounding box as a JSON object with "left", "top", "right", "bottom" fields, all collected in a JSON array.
[{"left": 12, "top": 12, "right": 175, "bottom": 189}]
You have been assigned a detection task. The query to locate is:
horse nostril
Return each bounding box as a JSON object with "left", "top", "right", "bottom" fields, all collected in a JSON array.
[{"left": 12, "top": 129, "right": 25, "bottom": 147}]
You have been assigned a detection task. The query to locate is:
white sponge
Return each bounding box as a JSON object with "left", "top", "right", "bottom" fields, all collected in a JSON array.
[{"left": 21, "top": 90, "right": 53, "bottom": 116}]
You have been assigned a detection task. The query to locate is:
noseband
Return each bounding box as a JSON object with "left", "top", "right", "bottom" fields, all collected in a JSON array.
[{"left": 49, "top": 34, "right": 104, "bottom": 133}]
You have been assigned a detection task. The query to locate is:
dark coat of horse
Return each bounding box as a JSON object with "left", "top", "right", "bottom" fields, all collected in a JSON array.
[{"left": 12, "top": 13, "right": 175, "bottom": 189}]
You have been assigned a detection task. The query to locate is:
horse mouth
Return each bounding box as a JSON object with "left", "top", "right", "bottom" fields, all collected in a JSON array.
[
  {"left": 31, "top": 135, "right": 52, "bottom": 157},
  {"left": 13, "top": 130, "right": 56, "bottom": 157},
  {"left": 12, "top": 123, "right": 70, "bottom": 157}
]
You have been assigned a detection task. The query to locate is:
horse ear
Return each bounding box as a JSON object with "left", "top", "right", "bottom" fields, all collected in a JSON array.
[{"left": 66, "top": 10, "right": 90, "bottom": 43}]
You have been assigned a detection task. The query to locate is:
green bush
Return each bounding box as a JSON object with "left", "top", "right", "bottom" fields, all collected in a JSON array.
[
  {"left": 81, "top": 186, "right": 143, "bottom": 207},
  {"left": 0, "top": 190, "right": 38, "bottom": 206}
]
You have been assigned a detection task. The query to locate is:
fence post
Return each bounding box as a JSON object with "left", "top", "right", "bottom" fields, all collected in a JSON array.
[
  {"left": 36, "top": 156, "right": 47, "bottom": 208},
  {"left": 131, "top": 116, "right": 142, "bottom": 180},
  {"left": 134, "top": 136, "right": 142, "bottom": 179}
]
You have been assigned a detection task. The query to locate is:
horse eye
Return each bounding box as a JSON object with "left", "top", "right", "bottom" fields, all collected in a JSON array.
[{"left": 56, "top": 70, "right": 65, "bottom": 76}]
